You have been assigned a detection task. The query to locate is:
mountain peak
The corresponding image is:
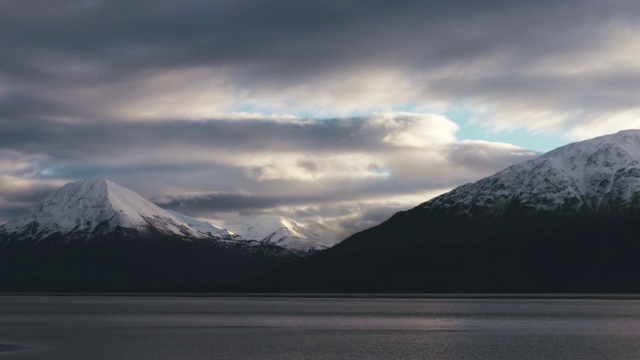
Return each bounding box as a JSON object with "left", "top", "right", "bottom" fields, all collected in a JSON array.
[
  {"left": 424, "top": 129, "right": 640, "bottom": 220},
  {"left": 0, "top": 179, "right": 234, "bottom": 242},
  {"left": 543, "top": 129, "right": 640, "bottom": 160},
  {"left": 227, "top": 215, "right": 336, "bottom": 251},
  {"left": 0, "top": 179, "right": 301, "bottom": 291},
  {"left": 0, "top": 180, "right": 338, "bottom": 250}
]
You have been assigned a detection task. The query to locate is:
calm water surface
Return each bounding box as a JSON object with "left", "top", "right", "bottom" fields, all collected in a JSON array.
[{"left": 1, "top": 296, "right": 639, "bottom": 359}]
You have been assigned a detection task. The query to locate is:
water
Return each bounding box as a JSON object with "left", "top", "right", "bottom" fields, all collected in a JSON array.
[{"left": 1, "top": 296, "right": 640, "bottom": 359}]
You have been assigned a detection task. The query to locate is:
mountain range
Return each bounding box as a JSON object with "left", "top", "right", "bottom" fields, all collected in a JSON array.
[
  {"left": 0, "top": 180, "right": 327, "bottom": 291},
  {"left": 227, "top": 215, "right": 335, "bottom": 252},
  {"left": 236, "top": 130, "right": 640, "bottom": 293},
  {"left": 4, "top": 130, "right": 640, "bottom": 293}
]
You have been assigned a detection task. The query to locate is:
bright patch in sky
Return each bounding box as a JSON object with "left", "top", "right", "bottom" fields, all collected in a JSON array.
[{"left": 445, "top": 109, "right": 571, "bottom": 153}]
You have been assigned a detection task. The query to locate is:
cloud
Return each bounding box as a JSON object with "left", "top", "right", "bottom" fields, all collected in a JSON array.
[
  {"left": 158, "top": 192, "right": 324, "bottom": 214},
  {"left": 1, "top": 0, "right": 638, "bottom": 135},
  {"left": 6, "top": 0, "right": 635, "bottom": 235},
  {"left": 0, "top": 112, "right": 537, "bottom": 232},
  {"left": 0, "top": 174, "right": 66, "bottom": 222}
]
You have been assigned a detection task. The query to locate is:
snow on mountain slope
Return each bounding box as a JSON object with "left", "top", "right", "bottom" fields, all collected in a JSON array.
[
  {"left": 0, "top": 179, "right": 338, "bottom": 254},
  {"left": 0, "top": 180, "right": 235, "bottom": 242},
  {"left": 423, "top": 129, "right": 640, "bottom": 219},
  {"left": 227, "top": 215, "right": 336, "bottom": 252},
  {"left": 166, "top": 210, "right": 238, "bottom": 239}
]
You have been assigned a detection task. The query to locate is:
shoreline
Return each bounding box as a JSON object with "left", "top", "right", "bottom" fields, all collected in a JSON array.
[{"left": 2, "top": 292, "right": 640, "bottom": 300}]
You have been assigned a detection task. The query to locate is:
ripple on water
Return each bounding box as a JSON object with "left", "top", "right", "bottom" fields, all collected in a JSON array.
[{"left": 0, "top": 343, "right": 27, "bottom": 353}]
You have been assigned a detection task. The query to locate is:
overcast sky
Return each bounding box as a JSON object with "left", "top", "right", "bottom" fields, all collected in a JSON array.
[{"left": 1, "top": 0, "right": 639, "bottom": 238}]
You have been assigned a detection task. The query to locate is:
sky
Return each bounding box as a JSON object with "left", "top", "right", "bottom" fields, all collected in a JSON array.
[{"left": 1, "top": 0, "right": 639, "bottom": 239}]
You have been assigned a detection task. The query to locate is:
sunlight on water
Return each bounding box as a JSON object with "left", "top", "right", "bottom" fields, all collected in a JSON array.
[{"left": 1, "top": 296, "right": 640, "bottom": 360}]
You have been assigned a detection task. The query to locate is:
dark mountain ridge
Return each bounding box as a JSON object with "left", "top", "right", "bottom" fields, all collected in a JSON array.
[{"left": 234, "top": 130, "right": 640, "bottom": 293}]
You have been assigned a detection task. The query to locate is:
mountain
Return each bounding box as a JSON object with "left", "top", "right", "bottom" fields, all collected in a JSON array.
[
  {"left": 165, "top": 209, "right": 239, "bottom": 240},
  {"left": 227, "top": 215, "right": 336, "bottom": 252},
  {"left": 236, "top": 130, "right": 640, "bottom": 293},
  {"left": 0, "top": 180, "right": 237, "bottom": 243},
  {"left": 0, "top": 180, "right": 295, "bottom": 292}
]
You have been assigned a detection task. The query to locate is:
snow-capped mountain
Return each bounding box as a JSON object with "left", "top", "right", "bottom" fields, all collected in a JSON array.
[
  {"left": 0, "top": 179, "right": 235, "bottom": 243},
  {"left": 165, "top": 210, "right": 238, "bottom": 240},
  {"left": 0, "top": 179, "right": 298, "bottom": 292},
  {"left": 424, "top": 129, "right": 640, "bottom": 219},
  {"left": 227, "top": 215, "right": 335, "bottom": 252},
  {"left": 236, "top": 130, "right": 640, "bottom": 293},
  {"left": 0, "top": 179, "right": 336, "bottom": 252}
]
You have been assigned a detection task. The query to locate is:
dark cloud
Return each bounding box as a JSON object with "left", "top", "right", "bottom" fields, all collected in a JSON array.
[
  {"left": 0, "top": 91, "right": 66, "bottom": 121},
  {"left": 158, "top": 192, "right": 323, "bottom": 214},
  {"left": 0, "top": 115, "right": 440, "bottom": 158},
  {"left": 1, "top": 0, "right": 637, "bottom": 135},
  {"left": 0, "top": 180, "right": 62, "bottom": 223},
  {"left": 0, "top": 0, "right": 626, "bottom": 83},
  {"left": 0, "top": 207, "right": 31, "bottom": 224},
  {"left": 0, "top": 186, "right": 58, "bottom": 204},
  {"left": 156, "top": 179, "right": 458, "bottom": 217}
]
